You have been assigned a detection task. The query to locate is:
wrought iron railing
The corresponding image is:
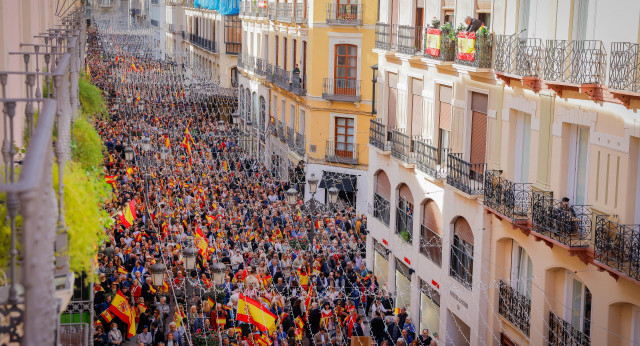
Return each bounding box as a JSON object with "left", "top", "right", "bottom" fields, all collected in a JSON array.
[
  {"left": 415, "top": 139, "right": 449, "bottom": 179},
  {"left": 548, "top": 311, "right": 590, "bottom": 346},
  {"left": 255, "top": 58, "right": 265, "bottom": 76},
  {"left": 455, "top": 33, "right": 493, "bottom": 68},
  {"left": 369, "top": 118, "right": 388, "bottom": 151},
  {"left": 277, "top": 121, "right": 285, "bottom": 141},
  {"left": 498, "top": 280, "right": 531, "bottom": 337},
  {"left": 420, "top": 225, "right": 442, "bottom": 267},
  {"left": 291, "top": 74, "right": 306, "bottom": 95},
  {"left": 286, "top": 127, "right": 295, "bottom": 148},
  {"left": 325, "top": 139, "right": 359, "bottom": 165},
  {"left": 294, "top": 132, "right": 305, "bottom": 156},
  {"left": 375, "top": 23, "right": 391, "bottom": 50},
  {"left": 390, "top": 129, "right": 416, "bottom": 163},
  {"left": 494, "top": 34, "right": 544, "bottom": 77},
  {"left": 446, "top": 153, "right": 485, "bottom": 195},
  {"left": 274, "top": 66, "right": 291, "bottom": 90},
  {"left": 594, "top": 216, "right": 640, "bottom": 282},
  {"left": 268, "top": 2, "right": 277, "bottom": 20},
  {"left": 609, "top": 42, "right": 640, "bottom": 93},
  {"left": 293, "top": 3, "right": 307, "bottom": 23},
  {"left": 531, "top": 191, "right": 593, "bottom": 247},
  {"left": 484, "top": 170, "right": 532, "bottom": 222},
  {"left": 544, "top": 39, "right": 606, "bottom": 85},
  {"left": 247, "top": 56, "right": 255, "bottom": 72},
  {"left": 326, "top": 3, "right": 362, "bottom": 25},
  {"left": 322, "top": 78, "right": 361, "bottom": 102},
  {"left": 423, "top": 27, "right": 456, "bottom": 62},
  {"left": 276, "top": 3, "right": 293, "bottom": 22},
  {"left": 398, "top": 25, "right": 423, "bottom": 55},
  {"left": 373, "top": 193, "right": 391, "bottom": 226},
  {"left": 265, "top": 62, "right": 274, "bottom": 82}
]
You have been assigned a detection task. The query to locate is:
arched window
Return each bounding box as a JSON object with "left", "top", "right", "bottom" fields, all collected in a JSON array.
[
  {"left": 239, "top": 88, "right": 245, "bottom": 118},
  {"left": 230, "top": 67, "right": 238, "bottom": 87},
  {"left": 334, "top": 44, "right": 357, "bottom": 96},
  {"left": 450, "top": 217, "right": 473, "bottom": 289},
  {"left": 395, "top": 184, "right": 414, "bottom": 243},
  {"left": 420, "top": 200, "right": 443, "bottom": 267},
  {"left": 252, "top": 92, "right": 258, "bottom": 124},
  {"left": 244, "top": 88, "right": 251, "bottom": 123},
  {"left": 259, "top": 96, "right": 266, "bottom": 131},
  {"left": 373, "top": 171, "right": 391, "bottom": 225}
]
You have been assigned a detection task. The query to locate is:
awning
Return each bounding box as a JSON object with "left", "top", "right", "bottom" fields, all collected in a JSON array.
[{"left": 318, "top": 171, "right": 357, "bottom": 192}]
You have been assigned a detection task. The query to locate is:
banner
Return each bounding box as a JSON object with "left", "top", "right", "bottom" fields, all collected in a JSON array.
[
  {"left": 425, "top": 28, "right": 442, "bottom": 57},
  {"left": 457, "top": 31, "right": 476, "bottom": 61}
]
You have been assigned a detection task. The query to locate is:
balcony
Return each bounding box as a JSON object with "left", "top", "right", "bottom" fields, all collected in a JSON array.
[
  {"left": 265, "top": 62, "right": 274, "bottom": 82},
  {"left": 594, "top": 216, "right": 640, "bottom": 282},
  {"left": 422, "top": 27, "right": 456, "bottom": 63},
  {"left": 237, "top": 54, "right": 245, "bottom": 69},
  {"left": 483, "top": 170, "right": 532, "bottom": 224},
  {"left": 276, "top": 3, "right": 292, "bottom": 22},
  {"left": 247, "top": 56, "right": 256, "bottom": 73},
  {"left": 322, "top": 78, "right": 361, "bottom": 102},
  {"left": 268, "top": 2, "right": 276, "bottom": 20},
  {"left": 548, "top": 312, "right": 590, "bottom": 346},
  {"left": 255, "top": 58, "right": 265, "bottom": 76},
  {"left": 531, "top": 191, "right": 592, "bottom": 248},
  {"left": 544, "top": 39, "right": 606, "bottom": 101},
  {"left": 189, "top": 34, "right": 217, "bottom": 53},
  {"left": 294, "top": 133, "right": 305, "bottom": 156},
  {"left": 369, "top": 118, "right": 389, "bottom": 152},
  {"left": 293, "top": 3, "right": 307, "bottom": 23},
  {"left": 397, "top": 25, "right": 423, "bottom": 55},
  {"left": 286, "top": 127, "right": 295, "bottom": 148},
  {"left": 498, "top": 280, "right": 531, "bottom": 337},
  {"left": 373, "top": 193, "right": 391, "bottom": 226},
  {"left": 609, "top": 42, "right": 640, "bottom": 108},
  {"left": 277, "top": 121, "right": 285, "bottom": 141},
  {"left": 274, "top": 66, "right": 291, "bottom": 90},
  {"left": 291, "top": 74, "right": 306, "bottom": 95},
  {"left": 325, "top": 140, "right": 359, "bottom": 165},
  {"left": 446, "top": 153, "right": 485, "bottom": 196},
  {"left": 454, "top": 32, "right": 493, "bottom": 69},
  {"left": 414, "top": 139, "right": 448, "bottom": 179},
  {"left": 420, "top": 225, "right": 442, "bottom": 267},
  {"left": 390, "top": 129, "right": 416, "bottom": 165},
  {"left": 326, "top": 3, "right": 362, "bottom": 25},
  {"left": 493, "top": 34, "right": 544, "bottom": 92},
  {"left": 375, "top": 23, "right": 391, "bottom": 50}
]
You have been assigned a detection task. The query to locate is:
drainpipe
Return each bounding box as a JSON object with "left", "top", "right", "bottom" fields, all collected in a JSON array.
[{"left": 371, "top": 64, "right": 378, "bottom": 116}]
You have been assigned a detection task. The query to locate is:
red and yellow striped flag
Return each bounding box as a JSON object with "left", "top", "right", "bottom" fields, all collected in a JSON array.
[
  {"left": 118, "top": 200, "right": 137, "bottom": 228},
  {"left": 457, "top": 31, "right": 476, "bottom": 61}
]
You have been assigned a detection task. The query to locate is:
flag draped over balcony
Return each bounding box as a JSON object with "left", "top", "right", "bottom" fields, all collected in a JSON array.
[
  {"left": 425, "top": 28, "right": 442, "bottom": 57},
  {"left": 457, "top": 31, "right": 476, "bottom": 61}
]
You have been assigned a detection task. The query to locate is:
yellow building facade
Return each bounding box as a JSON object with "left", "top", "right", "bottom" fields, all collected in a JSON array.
[
  {"left": 237, "top": 0, "right": 376, "bottom": 211},
  {"left": 368, "top": 0, "right": 640, "bottom": 345}
]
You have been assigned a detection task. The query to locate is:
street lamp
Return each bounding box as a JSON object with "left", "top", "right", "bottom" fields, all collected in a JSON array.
[
  {"left": 124, "top": 145, "right": 135, "bottom": 161},
  {"left": 149, "top": 262, "right": 166, "bottom": 287},
  {"left": 141, "top": 136, "right": 151, "bottom": 152},
  {"left": 328, "top": 186, "right": 339, "bottom": 205},
  {"left": 286, "top": 188, "right": 297, "bottom": 206},
  {"left": 308, "top": 173, "right": 318, "bottom": 195},
  {"left": 211, "top": 262, "right": 226, "bottom": 286},
  {"left": 183, "top": 247, "right": 197, "bottom": 270},
  {"left": 159, "top": 146, "right": 170, "bottom": 160}
]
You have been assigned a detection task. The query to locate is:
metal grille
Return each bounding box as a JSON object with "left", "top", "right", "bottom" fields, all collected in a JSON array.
[
  {"left": 325, "top": 140, "right": 359, "bottom": 165},
  {"left": 455, "top": 33, "right": 493, "bottom": 68},
  {"left": 494, "top": 34, "right": 543, "bottom": 76},
  {"left": 420, "top": 225, "right": 442, "bottom": 267},
  {"left": 548, "top": 311, "right": 590, "bottom": 346},
  {"left": 375, "top": 23, "right": 391, "bottom": 50},
  {"left": 594, "top": 216, "right": 640, "bottom": 282},
  {"left": 484, "top": 170, "right": 532, "bottom": 221},
  {"left": 390, "top": 129, "right": 416, "bottom": 163},
  {"left": 369, "top": 118, "right": 388, "bottom": 151},
  {"left": 531, "top": 191, "right": 593, "bottom": 247},
  {"left": 397, "top": 25, "right": 423, "bottom": 55},
  {"left": 544, "top": 39, "right": 606, "bottom": 84},
  {"left": 498, "top": 280, "right": 531, "bottom": 337},
  {"left": 414, "top": 139, "right": 448, "bottom": 179},
  {"left": 373, "top": 193, "right": 391, "bottom": 226},
  {"left": 326, "top": 3, "right": 362, "bottom": 25},
  {"left": 294, "top": 133, "right": 305, "bottom": 156},
  {"left": 321, "top": 78, "right": 361, "bottom": 102},
  {"left": 446, "top": 153, "right": 485, "bottom": 195},
  {"left": 609, "top": 42, "right": 640, "bottom": 93}
]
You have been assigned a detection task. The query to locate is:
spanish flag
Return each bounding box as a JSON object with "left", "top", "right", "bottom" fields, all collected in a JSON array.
[
  {"left": 119, "top": 200, "right": 137, "bottom": 228},
  {"left": 118, "top": 266, "right": 128, "bottom": 275},
  {"left": 255, "top": 333, "right": 273, "bottom": 346},
  {"left": 425, "top": 28, "right": 442, "bottom": 57},
  {"left": 100, "top": 309, "right": 114, "bottom": 323},
  {"left": 236, "top": 294, "right": 278, "bottom": 334},
  {"left": 294, "top": 316, "right": 304, "bottom": 329},
  {"left": 109, "top": 290, "right": 136, "bottom": 338},
  {"left": 105, "top": 175, "right": 117, "bottom": 186},
  {"left": 195, "top": 226, "right": 209, "bottom": 260},
  {"left": 164, "top": 134, "right": 171, "bottom": 148},
  {"left": 457, "top": 31, "right": 476, "bottom": 61},
  {"left": 208, "top": 296, "right": 215, "bottom": 308}
]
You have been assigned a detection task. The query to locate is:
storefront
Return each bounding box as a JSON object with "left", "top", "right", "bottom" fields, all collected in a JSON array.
[
  {"left": 395, "top": 259, "right": 412, "bottom": 310},
  {"left": 373, "top": 240, "right": 388, "bottom": 288},
  {"left": 419, "top": 279, "right": 440, "bottom": 336}
]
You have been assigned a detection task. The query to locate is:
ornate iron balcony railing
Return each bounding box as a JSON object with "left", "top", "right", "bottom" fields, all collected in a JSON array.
[
  {"left": 446, "top": 153, "right": 485, "bottom": 195},
  {"left": 286, "top": 127, "right": 295, "bottom": 148},
  {"left": 247, "top": 56, "right": 255, "bottom": 72},
  {"left": 326, "top": 3, "right": 362, "bottom": 25},
  {"left": 390, "top": 129, "right": 416, "bottom": 163},
  {"left": 455, "top": 33, "right": 493, "bottom": 68},
  {"left": 397, "top": 25, "right": 423, "bottom": 55},
  {"left": 255, "top": 58, "right": 265, "bottom": 76},
  {"left": 276, "top": 3, "right": 293, "bottom": 22},
  {"left": 498, "top": 280, "right": 531, "bottom": 337},
  {"left": 548, "top": 311, "right": 590, "bottom": 346},
  {"left": 544, "top": 39, "right": 606, "bottom": 85},
  {"left": 494, "top": 34, "right": 544, "bottom": 77},
  {"left": 484, "top": 170, "right": 532, "bottom": 222},
  {"left": 322, "top": 78, "right": 361, "bottom": 102},
  {"left": 373, "top": 193, "right": 391, "bottom": 226},
  {"left": 420, "top": 225, "right": 442, "bottom": 267},
  {"left": 294, "top": 132, "right": 305, "bottom": 156},
  {"left": 291, "top": 74, "right": 305, "bottom": 95},
  {"left": 293, "top": 3, "right": 307, "bottom": 23},
  {"left": 265, "top": 62, "right": 274, "bottom": 82},
  {"left": 423, "top": 27, "right": 456, "bottom": 62},
  {"left": 369, "top": 118, "right": 388, "bottom": 151},
  {"left": 325, "top": 139, "right": 359, "bottom": 165},
  {"left": 414, "top": 139, "right": 449, "bottom": 179},
  {"left": 277, "top": 121, "right": 285, "bottom": 141},
  {"left": 609, "top": 42, "right": 640, "bottom": 93},
  {"left": 594, "top": 216, "right": 640, "bottom": 282},
  {"left": 375, "top": 23, "right": 391, "bottom": 50},
  {"left": 532, "top": 191, "right": 592, "bottom": 247}
]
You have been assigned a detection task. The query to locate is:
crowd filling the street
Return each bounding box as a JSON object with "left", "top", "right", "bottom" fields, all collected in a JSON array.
[{"left": 87, "top": 24, "right": 437, "bottom": 346}]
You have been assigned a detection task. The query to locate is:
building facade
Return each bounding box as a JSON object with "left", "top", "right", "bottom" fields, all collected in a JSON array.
[
  {"left": 368, "top": 0, "right": 640, "bottom": 345},
  {"left": 237, "top": 0, "right": 377, "bottom": 212}
]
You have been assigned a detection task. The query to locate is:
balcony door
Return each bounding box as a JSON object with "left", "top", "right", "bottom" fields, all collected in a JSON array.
[
  {"left": 438, "top": 85, "right": 453, "bottom": 164},
  {"left": 510, "top": 242, "right": 532, "bottom": 299},
  {"left": 337, "top": 0, "right": 357, "bottom": 21},
  {"left": 567, "top": 125, "right": 589, "bottom": 205},
  {"left": 335, "top": 44, "right": 357, "bottom": 96},
  {"left": 514, "top": 111, "right": 531, "bottom": 183},
  {"left": 335, "top": 117, "right": 355, "bottom": 158},
  {"left": 565, "top": 274, "right": 592, "bottom": 337}
]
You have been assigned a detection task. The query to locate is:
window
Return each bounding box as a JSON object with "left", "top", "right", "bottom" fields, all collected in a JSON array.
[
  {"left": 518, "top": 0, "right": 531, "bottom": 38},
  {"left": 396, "top": 184, "right": 414, "bottom": 243},
  {"left": 374, "top": 240, "right": 389, "bottom": 287},
  {"left": 566, "top": 274, "right": 592, "bottom": 337},
  {"left": 239, "top": 89, "right": 245, "bottom": 118},
  {"left": 252, "top": 92, "right": 258, "bottom": 124},
  {"left": 477, "top": 13, "right": 491, "bottom": 29},
  {"left": 298, "top": 109, "right": 305, "bottom": 134},
  {"left": 275, "top": 36, "right": 279, "bottom": 66},
  {"left": 280, "top": 100, "right": 286, "bottom": 122},
  {"left": 245, "top": 88, "right": 251, "bottom": 122},
  {"left": 572, "top": 0, "right": 589, "bottom": 41},
  {"left": 293, "top": 39, "right": 297, "bottom": 69},
  {"left": 388, "top": 72, "right": 398, "bottom": 136},
  {"left": 334, "top": 117, "right": 355, "bottom": 158},
  {"left": 450, "top": 217, "right": 473, "bottom": 289},
  {"left": 409, "top": 78, "right": 423, "bottom": 138},
  {"left": 334, "top": 44, "right": 357, "bottom": 95},
  {"left": 568, "top": 125, "right": 589, "bottom": 205},
  {"left": 470, "top": 92, "right": 488, "bottom": 164},
  {"left": 438, "top": 85, "right": 452, "bottom": 163},
  {"left": 514, "top": 111, "right": 532, "bottom": 183},
  {"left": 395, "top": 259, "right": 412, "bottom": 309},
  {"left": 421, "top": 201, "right": 442, "bottom": 267},
  {"left": 283, "top": 37, "right": 288, "bottom": 70},
  {"left": 289, "top": 104, "right": 295, "bottom": 128},
  {"left": 259, "top": 96, "right": 266, "bottom": 131},
  {"left": 510, "top": 242, "right": 532, "bottom": 298},
  {"left": 374, "top": 171, "right": 391, "bottom": 225},
  {"left": 230, "top": 67, "right": 238, "bottom": 87},
  {"left": 272, "top": 95, "right": 278, "bottom": 122},
  {"left": 419, "top": 280, "right": 440, "bottom": 336}
]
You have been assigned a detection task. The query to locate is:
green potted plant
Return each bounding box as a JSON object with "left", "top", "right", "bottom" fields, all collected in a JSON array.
[{"left": 400, "top": 230, "right": 410, "bottom": 242}]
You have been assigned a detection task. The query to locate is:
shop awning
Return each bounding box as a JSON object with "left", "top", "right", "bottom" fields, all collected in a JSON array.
[{"left": 318, "top": 171, "right": 357, "bottom": 192}]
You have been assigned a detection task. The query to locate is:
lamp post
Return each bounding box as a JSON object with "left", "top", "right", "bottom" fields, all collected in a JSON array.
[
  {"left": 211, "top": 262, "right": 227, "bottom": 286},
  {"left": 124, "top": 145, "right": 135, "bottom": 161},
  {"left": 286, "top": 188, "right": 297, "bottom": 207},
  {"left": 149, "top": 262, "right": 167, "bottom": 287},
  {"left": 183, "top": 247, "right": 197, "bottom": 271}
]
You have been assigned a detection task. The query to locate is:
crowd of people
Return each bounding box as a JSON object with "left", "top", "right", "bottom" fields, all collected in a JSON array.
[{"left": 87, "top": 24, "right": 437, "bottom": 346}]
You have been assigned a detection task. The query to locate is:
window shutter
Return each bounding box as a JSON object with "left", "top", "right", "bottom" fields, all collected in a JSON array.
[
  {"left": 470, "top": 111, "right": 488, "bottom": 164},
  {"left": 454, "top": 217, "right": 474, "bottom": 246},
  {"left": 411, "top": 79, "right": 424, "bottom": 137},
  {"left": 388, "top": 83, "right": 397, "bottom": 130},
  {"left": 375, "top": 171, "right": 391, "bottom": 199},
  {"left": 477, "top": 0, "right": 492, "bottom": 12},
  {"left": 399, "top": 184, "right": 413, "bottom": 204},
  {"left": 439, "top": 102, "right": 452, "bottom": 131},
  {"left": 471, "top": 92, "right": 488, "bottom": 113},
  {"left": 422, "top": 201, "right": 443, "bottom": 235}
]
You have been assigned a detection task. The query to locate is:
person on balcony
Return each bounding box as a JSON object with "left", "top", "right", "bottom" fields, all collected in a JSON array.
[
  {"left": 556, "top": 197, "right": 579, "bottom": 235},
  {"left": 464, "top": 16, "right": 483, "bottom": 33}
]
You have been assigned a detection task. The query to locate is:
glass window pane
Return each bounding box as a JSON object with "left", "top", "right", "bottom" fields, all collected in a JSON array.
[
  {"left": 346, "top": 144, "right": 354, "bottom": 151},
  {"left": 347, "top": 127, "right": 354, "bottom": 135},
  {"left": 349, "top": 45, "right": 357, "bottom": 55},
  {"left": 337, "top": 134, "right": 345, "bottom": 142},
  {"left": 348, "top": 57, "right": 357, "bottom": 67},
  {"left": 337, "top": 143, "right": 345, "bottom": 150},
  {"left": 337, "top": 67, "right": 345, "bottom": 77},
  {"left": 337, "top": 127, "right": 346, "bottom": 135},
  {"left": 347, "top": 119, "right": 354, "bottom": 126},
  {"left": 337, "top": 45, "right": 346, "bottom": 55},
  {"left": 337, "top": 118, "right": 345, "bottom": 125},
  {"left": 348, "top": 68, "right": 357, "bottom": 77},
  {"left": 337, "top": 56, "right": 346, "bottom": 66}
]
